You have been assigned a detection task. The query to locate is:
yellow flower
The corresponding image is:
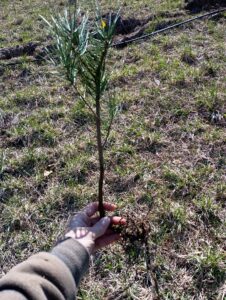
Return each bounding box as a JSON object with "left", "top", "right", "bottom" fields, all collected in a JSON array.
[{"left": 101, "top": 19, "right": 107, "bottom": 29}]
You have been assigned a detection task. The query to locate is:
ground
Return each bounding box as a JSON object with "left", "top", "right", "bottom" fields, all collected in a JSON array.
[{"left": 0, "top": 0, "right": 225, "bottom": 299}]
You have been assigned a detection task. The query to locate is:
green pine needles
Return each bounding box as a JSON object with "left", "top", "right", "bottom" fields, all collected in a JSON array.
[{"left": 42, "top": 3, "right": 119, "bottom": 217}]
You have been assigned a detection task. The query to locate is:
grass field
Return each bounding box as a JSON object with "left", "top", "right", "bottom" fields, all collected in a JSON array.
[{"left": 0, "top": 0, "right": 226, "bottom": 299}]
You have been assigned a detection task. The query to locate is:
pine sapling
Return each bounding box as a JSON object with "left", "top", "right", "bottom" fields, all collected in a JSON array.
[{"left": 42, "top": 3, "right": 119, "bottom": 217}]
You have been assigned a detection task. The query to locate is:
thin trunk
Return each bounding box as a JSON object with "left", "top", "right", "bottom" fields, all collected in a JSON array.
[
  {"left": 96, "top": 94, "right": 105, "bottom": 217},
  {"left": 95, "top": 42, "right": 109, "bottom": 217}
]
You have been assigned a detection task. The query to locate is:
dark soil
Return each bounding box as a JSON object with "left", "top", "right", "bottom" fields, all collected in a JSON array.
[
  {"left": 102, "top": 14, "right": 151, "bottom": 35},
  {"left": 0, "top": 42, "right": 39, "bottom": 60},
  {"left": 185, "top": 0, "right": 226, "bottom": 13}
]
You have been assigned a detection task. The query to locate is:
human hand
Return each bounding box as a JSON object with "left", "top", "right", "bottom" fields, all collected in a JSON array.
[{"left": 65, "top": 202, "right": 126, "bottom": 254}]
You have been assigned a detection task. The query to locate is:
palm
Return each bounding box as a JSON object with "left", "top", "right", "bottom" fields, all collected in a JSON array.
[{"left": 66, "top": 202, "right": 126, "bottom": 253}]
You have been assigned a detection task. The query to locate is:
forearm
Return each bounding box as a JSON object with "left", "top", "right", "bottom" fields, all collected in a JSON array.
[{"left": 0, "top": 239, "right": 90, "bottom": 300}]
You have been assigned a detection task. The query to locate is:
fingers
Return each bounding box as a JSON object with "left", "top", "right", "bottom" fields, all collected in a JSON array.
[
  {"left": 83, "top": 202, "right": 117, "bottom": 217},
  {"left": 102, "top": 202, "right": 117, "bottom": 212},
  {"left": 111, "top": 216, "right": 126, "bottom": 225},
  {"left": 91, "top": 216, "right": 111, "bottom": 238},
  {"left": 65, "top": 228, "right": 89, "bottom": 239},
  {"left": 95, "top": 233, "right": 121, "bottom": 250},
  {"left": 90, "top": 216, "right": 126, "bottom": 226},
  {"left": 74, "top": 228, "right": 89, "bottom": 239}
]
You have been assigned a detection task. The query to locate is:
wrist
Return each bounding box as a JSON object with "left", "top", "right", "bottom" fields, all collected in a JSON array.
[
  {"left": 52, "top": 238, "right": 90, "bottom": 286},
  {"left": 65, "top": 230, "right": 94, "bottom": 255}
]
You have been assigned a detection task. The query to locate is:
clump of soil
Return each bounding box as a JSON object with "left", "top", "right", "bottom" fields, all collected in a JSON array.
[
  {"left": 185, "top": 0, "right": 226, "bottom": 13},
  {"left": 120, "top": 206, "right": 151, "bottom": 262},
  {"left": 116, "top": 205, "right": 160, "bottom": 298},
  {"left": 111, "top": 205, "right": 151, "bottom": 263}
]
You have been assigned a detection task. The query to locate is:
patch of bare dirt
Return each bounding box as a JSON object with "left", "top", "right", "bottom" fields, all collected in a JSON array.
[
  {"left": 0, "top": 42, "right": 39, "bottom": 60},
  {"left": 106, "top": 173, "right": 140, "bottom": 193},
  {"left": 112, "top": 70, "right": 152, "bottom": 88},
  {"left": 0, "top": 13, "right": 185, "bottom": 60},
  {"left": 185, "top": 0, "right": 226, "bottom": 13},
  {"left": 135, "top": 137, "right": 167, "bottom": 154},
  {"left": 102, "top": 14, "right": 151, "bottom": 35}
]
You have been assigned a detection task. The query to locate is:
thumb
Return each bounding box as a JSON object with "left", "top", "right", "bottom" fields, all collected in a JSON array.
[{"left": 91, "top": 216, "right": 111, "bottom": 239}]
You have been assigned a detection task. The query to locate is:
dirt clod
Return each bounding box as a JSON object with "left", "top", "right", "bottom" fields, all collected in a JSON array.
[{"left": 120, "top": 205, "right": 151, "bottom": 262}]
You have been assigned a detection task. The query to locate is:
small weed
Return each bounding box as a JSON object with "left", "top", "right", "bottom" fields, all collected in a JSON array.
[
  {"left": 202, "top": 61, "right": 217, "bottom": 77},
  {"left": 9, "top": 149, "right": 49, "bottom": 177},
  {"left": 1, "top": 196, "right": 31, "bottom": 232},
  {"left": 195, "top": 196, "right": 218, "bottom": 214},
  {"left": 159, "top": 203, "right": 188, "bottom": 235},
  {"left": 70, "top": 100, "right": 94, "bottom": 126},
  {"left": 194, "top": 196, "right": 221, "bottom": 226},
  {"left": 192, "top": 247, "right": 225, "bottom": 289},
  {"left": 11, "top": 89, "right": 46, "bottom": 109},
  {"left": 196, "top": 85, "right": 225, "bottom": 123},
  {"left": 13, "top": 152, "right": 36, "bottom": 177},
  {"left": 110, "top": 143, "right": 135, "bottom": 165},
  {"left": 59, "top": 155, "right": 90, "bottom": 186},
  {"left": 7, "top": 121, "right": 59, "bottom": 148},
  {"left": 163, "top": 167, "right": 197, "bottom": 199},
  {"left": 137, "top": 193, "right": 154, "bottom": 208},
  {"left": 38, "top": 185, "right": 88, "bottom": 217},
  {"left": 181, "top": 46, "right": 197, "bottom": 65}
]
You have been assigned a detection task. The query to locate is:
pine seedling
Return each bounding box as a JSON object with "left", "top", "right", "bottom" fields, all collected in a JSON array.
[{"left": 42, "top": 3, "right": 119, "bottom": 217}]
